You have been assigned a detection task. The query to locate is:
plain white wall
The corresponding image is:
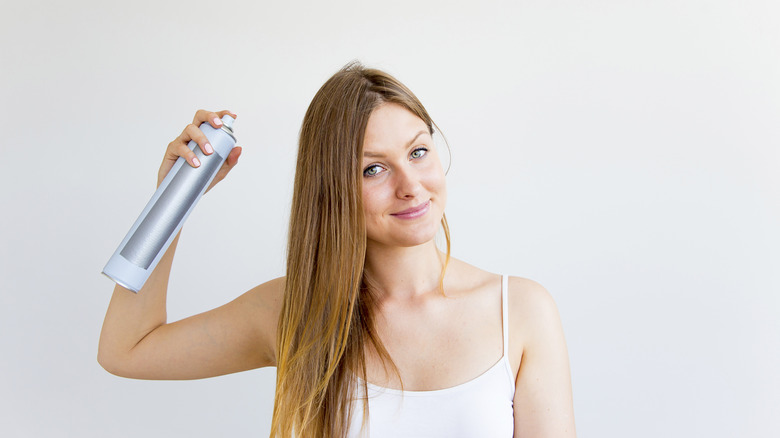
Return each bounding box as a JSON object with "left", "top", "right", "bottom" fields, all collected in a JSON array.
[{"left": 1, "top": 0, "right": 778, "bottom": 436}]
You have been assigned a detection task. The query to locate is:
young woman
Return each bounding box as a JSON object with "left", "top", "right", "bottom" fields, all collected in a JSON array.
[{"left": 98, "top": 62, "right": 576, "bottom": 437}]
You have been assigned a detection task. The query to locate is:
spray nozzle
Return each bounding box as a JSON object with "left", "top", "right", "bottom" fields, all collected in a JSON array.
[{"left": 221, "top": 114, "right": 236, "bottom": 129}]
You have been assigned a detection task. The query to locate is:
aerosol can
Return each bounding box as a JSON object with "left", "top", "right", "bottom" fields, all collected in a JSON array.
[{"left": 102, "top": 115, "right": 237, "bottom": 292}]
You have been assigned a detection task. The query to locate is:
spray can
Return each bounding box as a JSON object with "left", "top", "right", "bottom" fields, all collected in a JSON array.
[{"left": 102, "top": 115, "right": 237, "bottom": 293}]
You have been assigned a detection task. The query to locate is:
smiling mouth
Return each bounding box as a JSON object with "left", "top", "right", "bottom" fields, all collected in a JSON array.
[{"left": 391, "top": 200, "right": 431, "bottom": 219}]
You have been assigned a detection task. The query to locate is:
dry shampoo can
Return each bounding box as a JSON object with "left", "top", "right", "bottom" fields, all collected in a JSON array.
[{"left": 102, "top": 115, "right": 237, "bottom": 292}]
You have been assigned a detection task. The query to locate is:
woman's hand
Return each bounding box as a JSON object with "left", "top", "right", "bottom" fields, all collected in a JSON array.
[{"left": 157, "top": 109, "right": 243, "bottom": 191}]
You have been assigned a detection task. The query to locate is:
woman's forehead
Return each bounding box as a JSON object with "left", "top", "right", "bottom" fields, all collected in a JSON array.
[{"left": 363, "top": 103, "right": 430, "bottom": 154}]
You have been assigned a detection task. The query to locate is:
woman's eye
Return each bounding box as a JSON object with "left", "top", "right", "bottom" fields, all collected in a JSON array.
[
  {"left": 411, "top": 148, "right": 428, "bottom": 159},
  {"left": 363, "top": 165, "right": 382, "bottom": 177}
]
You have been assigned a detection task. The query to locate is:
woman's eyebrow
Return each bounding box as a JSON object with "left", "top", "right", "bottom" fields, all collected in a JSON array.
[
  {"left": 405, "top": 130, "right": 430, "bottom": 148},
  {"left": 363, "top": 130, "right": 430, "bottom": 158}
]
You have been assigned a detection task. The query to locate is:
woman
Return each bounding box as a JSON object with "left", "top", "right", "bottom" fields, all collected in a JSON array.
[{"left": 98, "top": 62, "right": 576, "bottom": 437}]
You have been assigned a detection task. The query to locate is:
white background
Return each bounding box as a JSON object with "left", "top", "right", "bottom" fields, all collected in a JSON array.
[{"left": 1, "top": 0, "right": 778, "bottom": 436}]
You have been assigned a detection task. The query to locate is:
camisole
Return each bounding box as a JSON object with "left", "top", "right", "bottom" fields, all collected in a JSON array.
[{"left": 347, "top": 275, "right": 515, "bottom": 437}]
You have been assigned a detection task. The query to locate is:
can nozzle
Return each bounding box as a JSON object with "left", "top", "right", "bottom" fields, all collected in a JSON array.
[{"left": 221, "top": 114, "right": 235, "bottom": 129}]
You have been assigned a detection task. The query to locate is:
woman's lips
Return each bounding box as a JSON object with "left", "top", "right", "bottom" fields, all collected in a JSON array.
[{"left": 391, "top": 200, "right": 431, "bottom": 219}]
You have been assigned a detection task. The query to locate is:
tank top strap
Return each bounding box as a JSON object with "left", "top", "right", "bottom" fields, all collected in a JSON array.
[{"left": 502, "top": 274, "right": 509, "bottom": 357}]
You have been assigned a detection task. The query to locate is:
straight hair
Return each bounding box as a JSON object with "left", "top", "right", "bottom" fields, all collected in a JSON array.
[{"left": 271, "top": 62, "right": 451, "bottom": 437}]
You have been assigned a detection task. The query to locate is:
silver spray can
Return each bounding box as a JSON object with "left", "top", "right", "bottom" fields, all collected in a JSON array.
[{"left": 102, "top": 115, "right": 237, "bottom": 293}]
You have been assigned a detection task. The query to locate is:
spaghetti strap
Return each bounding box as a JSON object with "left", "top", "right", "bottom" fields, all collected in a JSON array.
[{"left": 502, "top": 274, "right": 509, "bottom": 357}]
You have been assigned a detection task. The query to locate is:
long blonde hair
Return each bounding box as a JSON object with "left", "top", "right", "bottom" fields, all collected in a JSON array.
[{"left": 271, "top": 62, "right": 451, "bottom": 437}]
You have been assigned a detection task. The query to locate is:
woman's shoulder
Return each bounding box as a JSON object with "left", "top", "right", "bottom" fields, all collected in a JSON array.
[
  {"left": 443, "top": 260, "right": 562, "bottom": 363},
  {"left": 447, "top": 257, "right": 552, "bottom": 300},
  {"left": 507, "top": 276, "right": 556, "bottom": 310},
  {"left": 504, "top": 275, "right": 560, "bottom": 328},
  {"left": 234, "top": 276, "right": 286, "bottom": 366},
  {"left": 241, "top": 275, "right": 286, "bottom": 310},
  {"left": 504, "top": 275, "right": 565, "bottom": 360},
  {"left": 236, "top": 276, "right": 287, "bottom": 330},
  {"left": 446, "top": 259, "right": 560, "bottom": 330},
  {"left": 444, "top": 257, "right": 552, "bottom": 303}
]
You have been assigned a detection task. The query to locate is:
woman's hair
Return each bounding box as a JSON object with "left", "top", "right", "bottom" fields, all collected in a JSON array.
[{"left": 271, "top": 62, "right": 451, "bottom": 437}]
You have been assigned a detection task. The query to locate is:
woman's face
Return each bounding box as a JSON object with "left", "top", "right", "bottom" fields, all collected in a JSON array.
[{"left": 361, "top": 103, "right": 447, "bottom": 249}]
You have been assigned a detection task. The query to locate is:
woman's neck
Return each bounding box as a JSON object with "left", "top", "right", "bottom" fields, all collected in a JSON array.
[{"left": 364, "top": 240, "right": 445, "bottom": 303}]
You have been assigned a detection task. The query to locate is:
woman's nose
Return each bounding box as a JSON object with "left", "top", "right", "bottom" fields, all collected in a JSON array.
[{"left": 394, "top": 166, "right": 422, "bottom": 199}]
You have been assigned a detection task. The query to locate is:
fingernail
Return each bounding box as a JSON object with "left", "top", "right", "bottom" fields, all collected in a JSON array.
[
  {"left": 204, "top": 143, "right": 213, "bottom": 154},
  {"left": 213, "top": 117, "right": 223, "bottom": 127},
  {"left": 192, "top": 157, "right": 201, "bottom": 167}
]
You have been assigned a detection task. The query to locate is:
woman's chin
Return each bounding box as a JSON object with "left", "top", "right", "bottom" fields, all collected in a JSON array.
[{"left": 367, "top": 228, "right": 441, "bottom": 249}]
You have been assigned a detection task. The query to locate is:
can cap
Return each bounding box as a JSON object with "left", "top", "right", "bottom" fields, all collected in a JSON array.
[{"left": 221, "top": 114, "right": 235, "bottom": 129}]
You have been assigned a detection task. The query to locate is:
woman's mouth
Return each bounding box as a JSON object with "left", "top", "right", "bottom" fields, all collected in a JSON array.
[{"left": 391, "top": 200, "right": 431, "bottom": 219}]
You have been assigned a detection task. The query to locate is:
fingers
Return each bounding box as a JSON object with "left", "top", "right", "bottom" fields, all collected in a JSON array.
[
  {"left": 170, "top": 124, "right": 209, "bottom": 168},
  {"left": 226, "top": 145, "right": 242, "bottom": 167},
  {"left": 159, "top": 109, "right": 240, "bottom": 188},
  {"left": 185, "top": 122, "right": 215, "bottom": 156},
  {"left": 177, "top": 109, "right": 237, "bottom": 161},
  {"left": 193, "top": 109, "right": 237, "bottom": 130}
]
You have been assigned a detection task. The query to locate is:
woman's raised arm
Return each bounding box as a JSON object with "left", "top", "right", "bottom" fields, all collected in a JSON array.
[{"left": 97, "top": 110, "right": 281, "bottom": 379}]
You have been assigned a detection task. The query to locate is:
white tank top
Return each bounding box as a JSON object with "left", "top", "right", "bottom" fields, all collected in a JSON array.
[{"left": 347, "top": 275, "right": 515, "bottom": 437}]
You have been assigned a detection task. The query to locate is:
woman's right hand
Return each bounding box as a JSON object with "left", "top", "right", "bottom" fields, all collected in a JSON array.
[{"left": 157, "top": 109, "right": 243, "bottom": 191}]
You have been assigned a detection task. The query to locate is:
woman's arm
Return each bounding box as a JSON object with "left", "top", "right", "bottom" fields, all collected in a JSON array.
[
  {"left": 97, "top": 109, "right": 281, "bottom": 379},
  {"left": 98, "top": 275, "right": 283, "bottom": 379},
  {"left": 510, "top": 277, "right": 576, "bottom": 437}
]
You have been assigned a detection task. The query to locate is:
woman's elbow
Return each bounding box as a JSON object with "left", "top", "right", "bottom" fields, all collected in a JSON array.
[{"left": 97, "top": 344, "right": 133, "bottom": 378}]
